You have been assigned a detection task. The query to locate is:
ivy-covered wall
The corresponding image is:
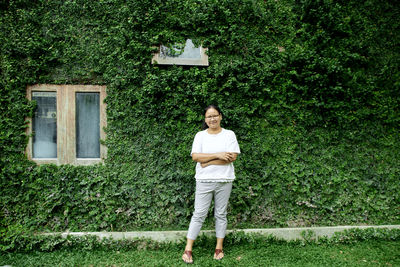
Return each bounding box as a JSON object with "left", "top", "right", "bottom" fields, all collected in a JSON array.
[{"left": 1, "top": 0, "right": 399, "bottom": 232}]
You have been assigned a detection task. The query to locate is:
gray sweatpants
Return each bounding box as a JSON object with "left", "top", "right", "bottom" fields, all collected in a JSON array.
[{"left": 186, "top": 181, "right": 233, "bottom": 240}]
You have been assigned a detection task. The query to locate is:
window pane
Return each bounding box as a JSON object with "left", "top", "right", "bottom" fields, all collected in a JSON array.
[
  {"left": 32, "top": 92, "right": 57, "bottom": 158},
  {"left": 161, "top": 39, "right": 201, "bottom": 59},
  {"left": 76, "top": 92, "right": 100, "bottom": 158}
]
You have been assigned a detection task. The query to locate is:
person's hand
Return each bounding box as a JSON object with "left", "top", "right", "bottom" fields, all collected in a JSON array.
[
  {"left": 201, "top": 162, "right": 209, "bottom": 168},
  {"left": 216, "top": 152, "right": 235, "bottom": 162}
]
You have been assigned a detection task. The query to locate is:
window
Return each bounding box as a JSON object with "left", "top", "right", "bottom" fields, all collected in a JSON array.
[
  {"left": 26, "top": 84, "right": 107, "bottom": 165},
  {"left": 151, "top": 39, "right": 209, "bottom": 66}
]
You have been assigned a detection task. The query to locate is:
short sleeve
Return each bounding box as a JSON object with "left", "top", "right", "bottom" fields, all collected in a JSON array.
[
  {"left": 191, "top": 131, "right": 203, "bottom": 155},
  {"left": 227, "top": 131, "right": 240, "bottom": 154}
]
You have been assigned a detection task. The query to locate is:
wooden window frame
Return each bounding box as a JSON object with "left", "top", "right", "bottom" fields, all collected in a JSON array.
[{"left": 26, "top": 84, "right": 107, "bottom": 165}]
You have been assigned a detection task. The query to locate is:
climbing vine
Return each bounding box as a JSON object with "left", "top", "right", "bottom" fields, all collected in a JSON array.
[{"left": 1, "top": 0, "right": 399, "bottom": 233}]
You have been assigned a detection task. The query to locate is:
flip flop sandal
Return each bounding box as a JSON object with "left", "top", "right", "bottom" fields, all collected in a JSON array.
[
  {"left": 182, "top": 250, "right": 193, "bottom": 264},
  {"left": 214, "top": 249, "right": 224, "bottom": 260}
]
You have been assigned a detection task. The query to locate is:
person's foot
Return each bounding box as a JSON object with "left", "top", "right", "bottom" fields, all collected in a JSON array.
[
  {"left": 214, "top": 249, "right": 224, "bottom": 260},
  {"left": 182, "top": 250, "right": 193, "bottom": 264}
]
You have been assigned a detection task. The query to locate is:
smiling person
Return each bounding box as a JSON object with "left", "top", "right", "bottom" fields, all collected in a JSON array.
[{"left": 182, "top": 105, "right": 240, "bottom": 264}]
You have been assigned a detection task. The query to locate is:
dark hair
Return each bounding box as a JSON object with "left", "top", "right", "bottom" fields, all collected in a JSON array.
[{"left": 202, "top": 104, "right": 222, "bottom": 130}]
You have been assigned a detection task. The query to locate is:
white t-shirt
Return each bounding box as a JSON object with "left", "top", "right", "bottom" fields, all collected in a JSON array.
[{"left": 191, "top": 128, "right": 241, "bottom": 181}]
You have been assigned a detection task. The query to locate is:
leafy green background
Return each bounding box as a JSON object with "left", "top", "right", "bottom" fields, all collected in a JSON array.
[{"left": 1, "top": 0, "right": 399, "bottom": 232}]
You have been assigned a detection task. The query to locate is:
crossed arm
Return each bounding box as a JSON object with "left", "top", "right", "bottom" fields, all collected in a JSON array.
[{"left": 192, "top": 152, "right": 238, "bottom": 168}]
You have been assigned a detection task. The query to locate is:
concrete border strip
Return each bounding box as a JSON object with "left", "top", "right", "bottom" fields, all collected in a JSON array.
[{"left": 42, "top": 225, "right": 400, "bottom": 242}]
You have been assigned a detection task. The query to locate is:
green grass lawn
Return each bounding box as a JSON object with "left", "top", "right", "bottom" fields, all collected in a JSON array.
[{"left": 1, "top": 240, "right": 399, "bottom": 267}]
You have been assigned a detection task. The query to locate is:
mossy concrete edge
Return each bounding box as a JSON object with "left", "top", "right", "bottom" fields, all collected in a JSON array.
[{"left": 42, "top": 225, "right": 400, "bottom": 242}]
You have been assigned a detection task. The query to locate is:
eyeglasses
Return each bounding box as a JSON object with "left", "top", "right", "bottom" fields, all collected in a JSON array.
[{"left": 205, "top": 115, "right": 220, "bottom": 120}]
